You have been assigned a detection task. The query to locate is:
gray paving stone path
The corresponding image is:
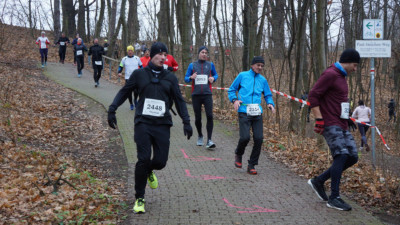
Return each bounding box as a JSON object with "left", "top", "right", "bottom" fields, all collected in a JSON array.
[{"left": 44, "top": 62, "right": 383, "bottom": 225}]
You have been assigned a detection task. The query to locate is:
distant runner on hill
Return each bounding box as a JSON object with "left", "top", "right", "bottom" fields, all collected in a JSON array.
[
  {"left": 55, "top": 33, "right": 70, "bottom": 64},
  {"left": 88, "top": 38, "right": 105, "bottom": 87},
  {"left": 36, "top": 31, "right": 50, "bottom": 68},
  {"left": 73, "top": 38, "right": 88, "bottom": 78}
]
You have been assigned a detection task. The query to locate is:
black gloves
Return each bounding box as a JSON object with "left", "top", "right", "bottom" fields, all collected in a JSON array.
[
  {"left": 168, "top": 67, "right": 174, "bottom": 72},
  {"left": 183, "top": 121, "right": 193, "bottom": 140},
  {"left": 348, "top": 119, "right": 357, "bottom": 131},
  {"left": 108, "top": 112, "right": 117, "bottom": 129}
]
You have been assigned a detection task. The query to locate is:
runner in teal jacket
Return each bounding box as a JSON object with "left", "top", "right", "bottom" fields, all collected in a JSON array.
[{"left": 228, "top": 68, "right": 275, "bottom": 113}]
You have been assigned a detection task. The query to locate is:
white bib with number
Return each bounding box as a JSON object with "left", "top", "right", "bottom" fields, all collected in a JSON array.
[
  {"left": 41, "top": 42, "right": 46, "bottom": 49},
  {"left": 104, "top": 47, "right": 108, "bottom": 51},
  {"left": 195, "top": 74, "right": 208, "bottom": 85},
  {"left": 76, "top": 50, "right": 82, "bottom": 56},
  {"left": 163, "top": 64, "right": 168, "bottom": 69},
  {"left": 142, "top": 98, "right": 166, "bottom": 117},
  {"left": 95, "top": 61, "right": 102, "bottom": 65},
  {"left": 340, "top": 102, "right": 350, "bottom": 119},
  {"left": 247, "top": 104, "right": 261, "bottom": 116},
  {"left": 60, "top": 42, "right": 65, "bottom": 46}
]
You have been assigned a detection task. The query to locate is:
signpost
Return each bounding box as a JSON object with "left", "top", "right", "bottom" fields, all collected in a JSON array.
[{"left": 356, "top": 19, "right": 391, "bottom": 168}]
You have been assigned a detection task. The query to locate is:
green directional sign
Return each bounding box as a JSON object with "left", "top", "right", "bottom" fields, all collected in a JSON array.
[{"left": 363, "top": 19, "right": 383, "bottom": 40}]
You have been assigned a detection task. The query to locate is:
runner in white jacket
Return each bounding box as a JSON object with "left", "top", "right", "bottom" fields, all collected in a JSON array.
[{"left": 352, "top": 100, "right": 371, "bottom": 151}]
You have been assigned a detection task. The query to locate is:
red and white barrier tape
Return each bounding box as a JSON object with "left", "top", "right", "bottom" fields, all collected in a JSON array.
[{"left": 179, "top": 83, "right": 390, "bottom": 150}]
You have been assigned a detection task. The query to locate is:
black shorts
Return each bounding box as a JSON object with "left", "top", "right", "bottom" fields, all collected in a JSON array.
[{"left": 323, "top": 126, "right": 357, "bottom": 158}]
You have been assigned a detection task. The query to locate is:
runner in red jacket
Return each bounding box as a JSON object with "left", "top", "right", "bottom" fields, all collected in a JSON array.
[{"left": 163, "top": 54, "right": 179, "bottom": 72}]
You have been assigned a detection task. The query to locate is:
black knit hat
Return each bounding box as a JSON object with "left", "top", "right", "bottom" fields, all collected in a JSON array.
[
  {"left": 150, "top": 42, "right": 168, "bottom": 58},
  {"left": 339, "top": 48, "right": 360, "bottom": 64},
  {"left": 251, "top": 56, "right": 265, "bottom": 65},
  {"left": 198, "top": 46, "right": 209, "bottom": 54}
]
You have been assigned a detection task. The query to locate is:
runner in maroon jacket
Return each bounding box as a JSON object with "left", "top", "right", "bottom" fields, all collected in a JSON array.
[{"left": 307, "top": 48, "right": 359, "bottom": 211}]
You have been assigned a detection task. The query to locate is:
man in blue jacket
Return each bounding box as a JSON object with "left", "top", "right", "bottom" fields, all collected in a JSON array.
[
  {"left": 228, "top": 56, "right": 275, "bottom": 175},
  {"left": 184, "top": 46, "right": 218, "bottom": 149}
]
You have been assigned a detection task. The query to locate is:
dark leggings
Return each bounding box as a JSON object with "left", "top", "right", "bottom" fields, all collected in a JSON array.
[
  {"left": 125, "top": 79, "right": 138, "bottom": 105},
  {"left": 134, "top": 123, "right": 170, "bottom": 199},
  {"left": 93, "top": 64, "right": 102, "bottom": 83},
  {"left": 357, "top": 123, "right": 369, "bottom": 147},
  {"left": 39, "top": 48, "right": 48, "bottom": 65},
  {"left": 59, "top": 47, "right": 66, "bottom": 61},
  {"left": 192, "top": 95, "right": 213, "bottom": 141},
  {"left": 76, "top": 57, "right": 84, "bottom": 74},
  {"left": 317, "top": 154, "right": 358, "bottom": 199}
]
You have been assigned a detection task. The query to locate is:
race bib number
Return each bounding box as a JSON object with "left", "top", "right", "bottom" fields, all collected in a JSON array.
[
  {"left": 142, "top": 98, "right": 166, "bottom": 117},
  {"left": 104, "top": 47, "right": 108, "bottom": 51},
  {"left": 41, "top": 42, "right": 46, "bottom": 49},
  {"left": 163, "top": 64, "right": 168, "bottom": 69},
  {"left": 247, "top": 104, "right": 261, "bottom": 116},
  {"left": 340, "top": 102, "right": 350, "bottom": 119},
  {"left": 95, "top": 61, "right": 102, "bottom": 65},
  {"left": 195, "top": 74, "right": 208, "bottom": 85},
  {"left": 60, "top": 42, "right": 65, "bottom": 46},
  {"left": 76, "top": 50, "right": 82, "bottom": 56}
]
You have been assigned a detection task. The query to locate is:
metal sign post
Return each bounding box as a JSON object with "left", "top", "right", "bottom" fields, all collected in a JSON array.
[
  {"left": 370, "top": 58, "right": 376, "bottom": 167},
  {"left": 356, "top": 19, "right": 391, "bottom": 168}
]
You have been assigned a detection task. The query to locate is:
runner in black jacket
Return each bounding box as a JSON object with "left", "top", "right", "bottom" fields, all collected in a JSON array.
[
  {"left": 55, "top": 33, "right": 70, "bottom": 64},
  {"left": 73, "top": 38, "right": 88, "bottom": 77},
  {"left": 107, "top": 42, "right": 193, "bottom": 214},
  {"left": 88, "top": 38, "right": 104, "bottom": 87}
]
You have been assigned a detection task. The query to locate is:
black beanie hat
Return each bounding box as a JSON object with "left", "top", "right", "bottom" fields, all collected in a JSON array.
[
  {"left": 339, "top": 48, "right": 360, "bottom": 64},
  {"left": 150, "top": 42, "right": 168, "bottom": 58},
  {"left": 251, "top": 56, "right": 265, "bottom": 65},
  {"left": 198, "top": 46, "right": 209, "bottom": 54}
]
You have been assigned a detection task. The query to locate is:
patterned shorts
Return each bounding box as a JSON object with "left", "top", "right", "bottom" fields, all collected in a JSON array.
[{"left": 323, "top": 126, "right": 358, "bottom": 158}]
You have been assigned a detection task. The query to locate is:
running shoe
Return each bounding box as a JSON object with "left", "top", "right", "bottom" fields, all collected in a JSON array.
[
  {"left": 77, "top": 73, "right": 81, "bottom": 78},
  {"left": 247, "top": 165, "right": 257, "bottom": 175},
  {"left": 147, "top": 171, "right": 158, "bottom": 189},
  {"left": 196, "top": 136, "right": 203, "bottom": 146},
  {"left": 130, "top": 104, "right": 134, "bottom": 110},
  {"left": 97, "top": 82, "right": 100, "bottom": 87},
  {"left": 95, "top": 83, "right": 98, "bottom": 88},
  {"left": 308, "top": 177, "right": 328, "bottom": 201},
  {"left": 133, "top": 198, "right": 145, "bottom": 213},
  {"left": 327, "top": 197, "right": 352, "bottom": 211},
  {"left": 235, "top": 155, "right": 242, "bottom": 168},
  {"left": 365, "top": 143, "right": 370, "bottom": 152},
  {"left": 41, "top": 64, "right": 44, "bottom": 68},
  {"left": 206, "top": 140, "right": 216, "bottom": 149}
]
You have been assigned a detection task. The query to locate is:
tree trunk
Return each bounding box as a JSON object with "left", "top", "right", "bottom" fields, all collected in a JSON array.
[
  {"left": 62, "top": 0, "right": 76, "bottom": 37},
  {"left": 157, "top": 0, "right": 170, "bottom": 44},
  {"left": 77, "top": 0, "right": 86, "bottom": 41},
  {"left": 94, "top": 0, "right": 105, "bottom": 38},
  {"left": 342, "top": 0, "right": 352, "bottom": 49},
  {"left": 255, "top": 1, "right": 267, "bottom": 56},
  {"left": 288, "top": 0, "right": 309, "bottom": 132},
  {"left": 176, "top": 0, "right": 193, "bottom": 82},
  {"left": 269, "top": 0, "right": 285, "bottom": 59},
  {"left": 127, "top": 0, "right": 139, "bottom": 44},
  {"left": 120, "top": 0, "right": 128, "bottom": 52},
  {"left": 169, "top": 0, "right": 175, "bottom": 54},
  {"left": 242, "top": 0, "right": 258, "bottom": 70},
  {"left": 232, "top": 0, "right": 237, "bottom": 48},
  {"left": 108, "top": 0, "right": 117, "bottom": 57},
  {"left": 213, "top": 0, "right": 225, "bottom": 108},
  {"left": 53, "top": 0, "right": 60, "bottom": 42},
  {"left": 86, "top": 0, "right": 91, "bottom": 40}
]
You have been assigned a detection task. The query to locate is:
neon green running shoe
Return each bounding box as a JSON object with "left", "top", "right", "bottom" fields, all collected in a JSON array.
[
  {"left": 148, "top": 171, "right": 158, "bottom": 189},
  {"left": 133, "top": 198, "right": 145, "bottom": 213}
]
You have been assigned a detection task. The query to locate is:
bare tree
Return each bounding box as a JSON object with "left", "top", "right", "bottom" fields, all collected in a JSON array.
[
  {"left": 213, "top": 0, "right": 226, "bottom": 107},
  {"left": 242, "top": 0, "right": 258, "bottom": 70},
  {"left": 127, "top": 0, "right": 139, "bottom": 44},
  {"left": 176, "top": 0, "right": 193, "bottom": 81},
  {"left": 108, "top": 0, "right": 117, "bottom": 57},
  {"left": 157, "top": 0, "right": 170, "bottom": 44},
  {"left": 62, "top": 0, "right": 76, "bottom": 37},
  {"left": 94, "top": 0, "right": 105, "bottom": 38},
  {"left": 53, "top": 0, "right": 60, "bottom": 42},
  {"left": 77, "top": 0, "right": 86, "bottom": 40},
  {"left": 268, "top": 0, "right": 285, "bottom": 59},
  {"left": 193, "top": 0, "right": 212, "bottom": 49}
]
